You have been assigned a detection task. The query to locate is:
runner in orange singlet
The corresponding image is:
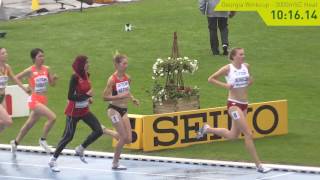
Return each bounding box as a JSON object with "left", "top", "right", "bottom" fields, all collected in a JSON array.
[{"left": 10, "top": 48, "right": 58, "bottom": 154}]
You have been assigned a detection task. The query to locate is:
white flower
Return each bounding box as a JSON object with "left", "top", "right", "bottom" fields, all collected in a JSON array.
[
  {"left": 152, "top": 64, "right": 157, "bottom": 71},
  {"left": 151, "top": 56, "right": 199, "bottom": 103}
]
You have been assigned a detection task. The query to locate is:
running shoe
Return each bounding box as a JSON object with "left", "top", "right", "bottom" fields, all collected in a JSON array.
[
  {"left": 39, "top": 139, "right": 52, "bottom": 153},
  {"left": 257, "top": 166, "right": 272, "bottom": 173},
  {"left": 75, "top": 145, "right": 87, "bottom": 164},
  {"left": 48, "top": 157, "right": 60, "bottom": 172},
  {"left": 10, "top": 140, "right": 17, "bottom": 154},
  {"left": 112, "top": 162, "right": 127, "bottom": 170},
  {"left": 196, "top": 124, "right": 210, "bottom": 139}
]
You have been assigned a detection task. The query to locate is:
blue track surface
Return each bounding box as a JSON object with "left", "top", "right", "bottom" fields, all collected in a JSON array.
[{"left": 0, "top": 149, "right": 319, "bottom": 180}]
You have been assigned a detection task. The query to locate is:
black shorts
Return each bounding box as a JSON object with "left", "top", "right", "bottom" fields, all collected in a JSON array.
[{"left": 108, "top": 104, "right": 128, "bottom": 117}]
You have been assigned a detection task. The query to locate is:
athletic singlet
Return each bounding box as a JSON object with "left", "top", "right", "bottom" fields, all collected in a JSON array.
[
  {"left": 0, "top": 65, "right": 8, "bottom": 89},
  {"left": 65, "top": 74, "right": 91, "bottom": 117},
  {"left": 111, "top": 73, "right": 130, "bottom": 96},
  {"left": 28, "top": 65, "right": 49, "bottom": 93},
  {"left": 74, "top": 76, "right": 91, "bottom": 109},
  {"left": 225, "top": 64, "right": 250, "bottom": 89}
]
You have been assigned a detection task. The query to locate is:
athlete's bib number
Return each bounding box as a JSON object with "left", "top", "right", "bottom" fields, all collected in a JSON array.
[
  {"left": 231, "top": 111, "right": 240, "bottom": 120},
  {"left": 34, "top": 75, "right": 48, "bottom": 93},
  {"left": 233, "top": 76, "right": 249, "bottom": 88},
  {"left": 0, "top": 76, "right": 8, "bottom": 89},
  {"left": 75, "top": 99, "right": 89, "bottom": 108},
  {"left": 116, "top": 81, "right": 129, "bottom": 94}
]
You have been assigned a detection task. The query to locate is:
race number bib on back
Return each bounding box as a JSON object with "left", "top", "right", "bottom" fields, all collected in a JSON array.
[
  {"left": 116, "top": 81, "right": 129, "bottom": 94},
  {"left": 34, "top": 75, "right": 48, "bottom": 93}
]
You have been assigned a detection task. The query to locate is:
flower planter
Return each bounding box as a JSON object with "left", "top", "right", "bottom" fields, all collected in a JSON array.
[
  {"left": 150, "top": 32, "right": 200, "bottom": 114},
  {"left": 153, "top": 96, "right": 200, "bottom": 114}
]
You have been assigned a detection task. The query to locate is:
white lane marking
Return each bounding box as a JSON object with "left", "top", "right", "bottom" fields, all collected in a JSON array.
[
  {"left": 0, "top": 175, "right": 52, "bottom": 180},
  {"left": 256, "top": 172, "right": 295, "bottom": 180},
  {"left": 0, "top": 162, "right": 223, "bottom": 180}
]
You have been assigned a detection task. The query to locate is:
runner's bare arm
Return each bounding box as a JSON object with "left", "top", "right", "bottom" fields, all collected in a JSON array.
[
  {"left": 244, "top": 63, "right": 253, "bottom": 86},
  {"left": 127, "top": 76, "right": 139, "bottom": 106},
  {"left": 6, "top": 64, "right": 31, "bottom": 94},
  {"left": 15, "top": 67, "right": 31, "bottom": 81},
  {"left": 208, "top": 65, "right": 231, "bottom": 89},
  {"left": 47, "top": 67, "right": 58, "bottom": 86}
]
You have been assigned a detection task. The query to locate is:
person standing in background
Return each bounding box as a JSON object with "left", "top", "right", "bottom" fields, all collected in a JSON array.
[{"left": 199, "top": 0, "right": 235, "bottom": 56}]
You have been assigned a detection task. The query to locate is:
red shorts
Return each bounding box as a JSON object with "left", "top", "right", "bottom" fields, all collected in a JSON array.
[
  {"left": 28, "top": 94, "right": 48, "bottom": 110},
  {"left": 227, "top": 99, "right": 248, "bottom": 111}
]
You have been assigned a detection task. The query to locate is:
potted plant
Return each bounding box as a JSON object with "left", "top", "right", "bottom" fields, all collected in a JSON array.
[{"left": 151, "top": 32, "right": 200, "bottom": 114}]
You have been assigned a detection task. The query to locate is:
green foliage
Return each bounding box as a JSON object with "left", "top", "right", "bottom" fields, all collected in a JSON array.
[{"left": 151, "top": 56, "right": 199, "bottom": 103}]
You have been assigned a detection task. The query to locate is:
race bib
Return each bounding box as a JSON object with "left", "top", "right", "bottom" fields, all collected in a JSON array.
[
  {"left": 233, "top": 76, "right": 249, "bottom": 88},
  {"left": 34, "top": 75, "right": 48, "bottom": 93},
  {"left": 0, "top": 76, "right": 8, "bottom": 89},
  {"left": 116, "top": 81, "right": 130, "bottom": 94},
  {"left": 75, "top": 99, "right": 89, "bottom": 108},
  {"left": 111, "top": 115, "right": 120, "bottom": 124},
  {"left": 230, "top": 111, "right": 240, "bottom": 120}
]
